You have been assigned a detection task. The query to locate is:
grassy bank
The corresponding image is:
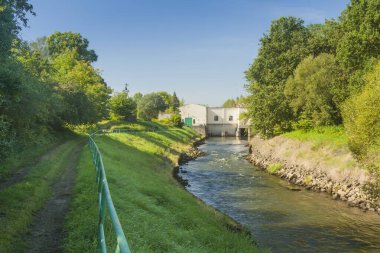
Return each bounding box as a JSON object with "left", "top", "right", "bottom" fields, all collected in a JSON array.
[
  {"left": 0, "top": 137, "right": 83, "bottom": 252},
  {"left": 282, "top": 126, "right": 380, "bottom": 172},
  {"left": 64, "top": 122, "right": 261, "bottom": 252},
  {"left": 282, "top": 126, "right": 348, "bottom": 148}
]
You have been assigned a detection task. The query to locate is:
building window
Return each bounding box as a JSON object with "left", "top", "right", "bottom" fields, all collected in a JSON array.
[
  {"left": 193, "top": 119, "right": 196, "bottom": 124},
  {"left": 214, "top": 116, "right": 218, "bottom": 121},
  {"left": 229, "top": 116, "right": 233, "bottom": 121}
]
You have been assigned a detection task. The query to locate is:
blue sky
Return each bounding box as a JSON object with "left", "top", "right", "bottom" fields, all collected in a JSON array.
[{"left": 21, "top": 0, "right": 349, "bottom": 106}]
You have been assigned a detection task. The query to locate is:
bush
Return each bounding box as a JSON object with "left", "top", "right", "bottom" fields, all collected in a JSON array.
[
  {"left": 342, "top": 60, "right": 380, "bottom": 156},
  {"left": 267, "top": 163, "right": 283, "bottom": 174},
  {"left": 109, "top": 91, "right": 136, "bottom": 120},
  {"left": 159, "top": 114, "right": 183, "bottom": 128},
  {"left": 137, "top": 93, "right": 166, "bottom": 121},
  {"left": 284, "top": 54, "right": 341, "bottom": 128}
]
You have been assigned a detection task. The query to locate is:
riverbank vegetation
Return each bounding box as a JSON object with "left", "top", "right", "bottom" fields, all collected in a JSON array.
[
  {"left": 64, "top": 121, "right": 261, "bottom": 252},
  {"left": 244, "top": 0, "right": 380, "bottom": 169},
  {"left": 0, "top": 0, "right": 184, "bottom": 175}
]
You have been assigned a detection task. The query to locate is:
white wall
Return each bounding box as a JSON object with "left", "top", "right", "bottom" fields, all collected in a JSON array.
[
  {"left": 179, "top": 104, "right": 207, "bottom": 126},
  {"left": 207, "top": 107, "right": 241, "bottom": 125}
]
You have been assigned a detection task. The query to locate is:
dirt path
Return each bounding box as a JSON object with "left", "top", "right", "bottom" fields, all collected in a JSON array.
[
  {"left": 25, "top": 141, "right": 84, "bottom": 253},
  {"left": 0, "top": 142, "right": 66, "bottom": 192}
]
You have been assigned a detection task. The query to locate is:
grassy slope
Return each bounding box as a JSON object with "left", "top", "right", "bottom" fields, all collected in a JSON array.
[
  {"left": 282, "top": 126, "right": 348, "bottom": 148},
  {"left": 0, "top": 137, "right": 83, "bottom": 252},
  {"left": 64, "top": 122, "right": 260, "bottom": 253},
  {"left": 282, "top": 125, "right": 380, "bottom": 172}
]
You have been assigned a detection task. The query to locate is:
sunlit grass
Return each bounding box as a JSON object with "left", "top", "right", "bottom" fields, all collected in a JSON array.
[
  {"left": 282, "top": 126, "right": 348, "bottom": 148},
  {"left": 64, "top": 122, "right": 261, "bottom": 252}
]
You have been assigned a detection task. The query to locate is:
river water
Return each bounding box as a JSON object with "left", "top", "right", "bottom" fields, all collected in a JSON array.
[{"left": 179, "top": 137, "right": 380, "bottom": 253}]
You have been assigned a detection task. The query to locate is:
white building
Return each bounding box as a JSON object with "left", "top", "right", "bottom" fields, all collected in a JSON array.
[{"left": 179, "top": 104, "right": 250, "bottom": 137}]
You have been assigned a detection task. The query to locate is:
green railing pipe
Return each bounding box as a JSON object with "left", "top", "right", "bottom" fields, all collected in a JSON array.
[{"left": 88, "top": 132, "right": 132, "bottom": 253}]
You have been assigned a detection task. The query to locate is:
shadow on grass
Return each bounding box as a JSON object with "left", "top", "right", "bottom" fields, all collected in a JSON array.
[{"left": 92, "top": 134, "right": 261, "bottom": 253}]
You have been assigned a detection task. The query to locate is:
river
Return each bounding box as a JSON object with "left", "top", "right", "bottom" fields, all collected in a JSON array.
[{"left": 179, "top": 137, "right": 380, "bottom": 253}]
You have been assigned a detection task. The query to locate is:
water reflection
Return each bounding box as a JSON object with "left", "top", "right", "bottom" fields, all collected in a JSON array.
[{"left": 180, "top": 137, "right": 380, "bottom": 253}]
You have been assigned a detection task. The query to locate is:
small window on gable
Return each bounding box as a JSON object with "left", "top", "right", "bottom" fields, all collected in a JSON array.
[
  {"left": 193, "top": 119, "right": 196, "bottom": 124},
  {"left": 229, "top": 116, "right": 233, "bottom": 121},
  {"left": 214, "top": 116, "right": 219, "bottom": 121}
]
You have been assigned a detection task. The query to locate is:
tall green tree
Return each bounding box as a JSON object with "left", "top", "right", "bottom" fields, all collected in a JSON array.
[
  {"left": 109, "top": 91, "right": 136, "bottom": 120},
  {"left": 50, "top": 49, "right": 111, "bottom": 123},
  {"left": 307, "top": 20, "right": 342, "bottom": 56},
  {"left": 132, "top": 92, "right": 143, "bottom": 105},
  {"left": 137, "top": 93, "right": 166, "bottom": 121},
  {"left": 156, "top": 91, "right": 171, "bottom": 111},
  {"left": 245, "top": 17, "right": 310, "bottom": 86},
  {"left": 46, "top": 32, "right": 98, "bottom": 62},
  {"left": 342, "top": 59, "right": 380, "bottom": 156},
  {"left": 245, "top": 17, "right": 310, "bottom": 136},
  {"left": 337, "top": 0, "right": 380, "bottom": 71},
  {"left": 171, "top": 92, "right": 180, "bottom": 112},
  {"left": 284, "top": 54, "right": 342, "bottom": 128},
  {"left": 0, "top": 0, "right": 34, "bottom": 55}
]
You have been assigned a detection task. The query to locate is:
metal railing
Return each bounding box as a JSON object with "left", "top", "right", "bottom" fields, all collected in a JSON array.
[{"left": 88, "top": 131, "right": 131, "bottom": 253}]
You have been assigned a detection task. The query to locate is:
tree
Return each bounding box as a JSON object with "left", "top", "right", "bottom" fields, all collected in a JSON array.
[
  {"left": 171, "top": 92, "right": 180, "bottom": 112},
  {"left": 245, "top": 16, "right": 310, "bottom": 86},
  {"left": 29, "top": 36, "right": 49, "bottom": 59},
  {"left": 337, "top": 0, "right": 380, "bottom": 71},
  {"left": 223, "top": 99, "right": 236, "bottom": 108},
  {"left": 0, "top": 0, "right": 34, "bottom": 55},
  {"left": 342, "top": 59, "right": 380, "bottom": 156},
  {"left": 137, "top": 93, "right": 166, "bottom": 121},
  {"left": 11, "top": 39, "right": 51, "bottom": 80},
  {"left": 109, "top": 91, "right": 136, "bottom": 120},
  {"left": 245, "top": 17, "right": 310, "bottom": 136},
  {"left": 245, "top": 84, "right": 292, "bottom": 136},
  {"left": 50, "top": 49, "right": 111, "bottom": 123},
  {"left": 307, "top": 20, "right": 342, "bottom": 56},
  {"left": 132, "top": 92, "right": 143, "bottom": 105},
  {"left": 156, "top": 91, "right": 171, "bottom": 111},
  {"left": 284, "top": 54, "right": 342, "bottom": 128},
  {"left": 46, "top": 32, "right": 98, "bottom": 62},
  {"left": 222, "top": 96, "right": 245, "bottom": 108}
]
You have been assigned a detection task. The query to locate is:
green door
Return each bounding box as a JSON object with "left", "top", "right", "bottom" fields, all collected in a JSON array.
[{"left": 184, "top": 117, "right": 193, "bottom": 126}]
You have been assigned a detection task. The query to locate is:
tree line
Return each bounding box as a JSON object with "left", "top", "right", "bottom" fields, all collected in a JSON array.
[
  {"left": 244, "top": 0, "right": 380, "bottom": 158},
  {"left": 0, "top": 1, "right": 182, "bottom": 161}
]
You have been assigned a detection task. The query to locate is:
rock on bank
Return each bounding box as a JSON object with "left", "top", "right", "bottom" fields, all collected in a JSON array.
[{"left": 247, "top": 135, "right": 380, "bottom": 215}]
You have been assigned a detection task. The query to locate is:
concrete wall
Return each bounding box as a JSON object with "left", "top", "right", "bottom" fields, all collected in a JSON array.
[
  {"left": 207, "top": 124, "right": 237, "bottom": 137},
  {"left": 207, "top": 107, "right": 248, "bottom": 127},
  {"left": 179, "top": 104, "right": 207, "bottom": 126}
]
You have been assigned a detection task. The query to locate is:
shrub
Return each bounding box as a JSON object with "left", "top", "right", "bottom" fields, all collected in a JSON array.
[
  {"left": 159, "top": 114, "right": 183, "bottom": 128},
  {"left": 284, "top": 54, "right": 341, "bottom": 128},
  {"left": 342, "top": 60, "right": 380, "bottom": 156},
  {"left": 267, "top": 163, "right": 283, "bottom": 174},
  {"left": 109, "top": 92, "right": 137, "bottom": 120},
  {"left": 137, "top": 93, "right": 166, "bottom": 121}
]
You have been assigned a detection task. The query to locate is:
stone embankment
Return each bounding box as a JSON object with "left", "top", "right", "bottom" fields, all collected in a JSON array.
[{"left": 247, "top": 135, "right": 380, "bottom": 215}]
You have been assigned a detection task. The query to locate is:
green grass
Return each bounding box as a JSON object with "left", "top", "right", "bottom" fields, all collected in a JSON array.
[
  {"left": 282, "top": 126, "right": 348, "bottom": 148},
  {"left": 0, "top": 137, "right": 83, "bottom": 253},
  {"left": 267, "top": 163, "right": 283, "bottom": 174},
  {"left": 0, "top": 133, "right": 71, "bottom": 181},
  {"left": 64, "top": 122, "right": 261, "bottom": 253}
]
